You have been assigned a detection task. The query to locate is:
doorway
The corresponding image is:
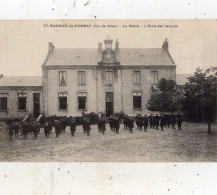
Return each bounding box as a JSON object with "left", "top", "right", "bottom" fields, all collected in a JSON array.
[
  {"left": 106, "top": 92, "right": 113, "bottom": 117},
  {"left": 33, "top": 93, "right": 40, "bottom": 118}
]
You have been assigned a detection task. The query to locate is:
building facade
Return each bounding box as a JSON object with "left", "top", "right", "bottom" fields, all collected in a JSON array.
[
  {"left": 0, "top": 37, "right": 177, "bottom": 119},
  {"left": 0, "top": 77, "right": 42, "bottom": 119}
]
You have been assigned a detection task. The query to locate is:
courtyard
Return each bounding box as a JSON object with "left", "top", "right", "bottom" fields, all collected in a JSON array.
[{"left": 0, "top": 122, "right": 217, "bottom": 162}]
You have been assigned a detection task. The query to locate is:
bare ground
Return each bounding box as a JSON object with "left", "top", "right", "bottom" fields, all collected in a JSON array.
[{"left": 0, "top": 122, "right": 217, "bottom": 162}]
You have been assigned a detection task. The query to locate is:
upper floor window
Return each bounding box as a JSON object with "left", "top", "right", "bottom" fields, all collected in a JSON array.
[
  {"left": 78, "top": 71, "right": 85, "bottom": 85},
  {"left": 58, "top": 93, "right": 67, "bottom": 110},
  {"left": 105, "top": 71, "right": 113, "bottom": 85},
  {"left": 18, "top": 93, "right": 27, "bottom": 110},
  {"left": 0, "top": 93, "right": 7, "bottom": 111},
  {"left": 59, "top": 71, "right": 66, "bottom": 85},
  {"left": 151, "top": 71, "right": 158, "bottom": 84},
  {"left": 134, "top": 71, "right": 141, "bottom": 84}
]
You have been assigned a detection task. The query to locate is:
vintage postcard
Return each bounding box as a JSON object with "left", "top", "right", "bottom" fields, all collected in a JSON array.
[{"left": 0, "top": 20, "right": 216, "bottom": 162}]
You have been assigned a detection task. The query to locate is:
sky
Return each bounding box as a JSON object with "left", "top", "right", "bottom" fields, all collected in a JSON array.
[{"left": 0, "top": 20, "right": 217, "bottom": 76}]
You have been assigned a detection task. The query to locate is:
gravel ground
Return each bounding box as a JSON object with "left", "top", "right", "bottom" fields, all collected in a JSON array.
[{"left": 0, "top": 122, "right": 216, "bottom": 162}]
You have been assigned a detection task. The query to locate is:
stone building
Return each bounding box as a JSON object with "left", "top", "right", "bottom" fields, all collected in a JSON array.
[
  {"left": 0, "top": 37, "right": 179, "bottom": 119},
  {"left": 0, "top": 76, "right": 42, "bottom": 119}
]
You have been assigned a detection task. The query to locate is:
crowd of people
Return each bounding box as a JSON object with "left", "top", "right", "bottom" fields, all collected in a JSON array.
[{"left": 7, "top": 113, "right": 183, "bottom": 140}]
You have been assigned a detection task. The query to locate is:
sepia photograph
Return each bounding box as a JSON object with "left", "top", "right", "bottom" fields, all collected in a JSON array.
[{"left": 0, "top": 20, "right": 216, "bottom": 162}]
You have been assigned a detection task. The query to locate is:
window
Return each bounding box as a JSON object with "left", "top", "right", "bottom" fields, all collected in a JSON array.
[
  {"left": 18, "top": 93, "right": 27, "bottom": 110},
  {"left": 151, "top": 71, "right": 158, "bottom": 84},
  {"left": 133, "top": 92, "right": 142, "bottom": 109},
  {"left": 105, "top": 71, "right": 113, "bottom": 85},
  {"left": 59, "top": 71, "right": 66, "bottom": 85},
  {"left": 78, "top": 92, "right": 87, "bottom": 110},
  {"left": 0, "top": 93, "right": 7, "bottom": 111},
  {"left": 58, "top": 93, "right": 67, "bottom": 110},
  {"left": 134, "top": 71, "right": 141, "bottom": 84},
  {"left": 78, "top": 71, "right": 85, "bottom": 85}
]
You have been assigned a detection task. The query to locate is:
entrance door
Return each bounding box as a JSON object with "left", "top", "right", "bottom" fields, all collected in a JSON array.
[
  {"left": 106, "top": 92, "right": 113, "bottom": 117},
  {"left": 33, "top": 93, "right": 40, "bottom": 118}
]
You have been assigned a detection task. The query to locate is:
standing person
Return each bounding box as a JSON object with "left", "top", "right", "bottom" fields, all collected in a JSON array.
[
  {"left": 155, "top": 114, "right": 160, "bottom": 130},
  {"left": 82, "top": 117, "right": 87, "bottom": 134},
  {"left": 98, "top": 118, "right": 106, "bottom": 135},
  {"left": 23, "top": 122, "right": 28, "bottom": 139},
  {"left": 108, "top": 117, "right": 115, "bottom": 132},
  {"left": 62, "top": 118, "right": 67, "bottom": 133},
  {"left": 128, "top": 118, "right": 134, "bottom": 133},
  {"left": 135, "top": 114, "right": 140, "bottom": 129},
  {"left": 152, "top": 114, "right": 156, "bottom": 129},
  {"left": 171, "top": 113, "right": 176, "bottom": 129},
  {"left": 138, "top": 116, "right": 143, "bottom": 131},
  {"left": 160, "top": 114, "right": 165, "bottom": 131},
  {"left": 123, "top": 116, "right": 128, "bottom": 130},
  {"left": 143, "top": 114, "right": 149, "bottom": 132},
  {"left": 54, "top": 121, "right": 60, "bottom": 138},
  {"left": 114, "top": 118, "right": 120, "bottom": 133},
  {"left": 8, "top": 123, "right": 14, "bottom": 140},
  {"left": 165, "top": 114, "right": 170, "bottom": 128},
  {"left": 70, "top": 118, "right": 76, "bottom": 137},
  {"left": 176, "top": 113, "right": 182, "bottom": 130},
  {"left": 32, "top": 122, "right": 38, "bottom": 138},
  {"left": 19, "top": 122, "right": 23, "bottom": 136},
  {"left": 14, "top": 122, "right": 19, "bottom": 137},
  {"left": 149, "top": 114, "right": 153, "bottom": 129},
  {"left": 48, "top": 121, "right": 52, "bottom": 134},
  {"left": 44, "top": 121, "right": 50, "bottom": 138},
  {"left": 83, "top": 117, "right": 91, "bottom": 136}
]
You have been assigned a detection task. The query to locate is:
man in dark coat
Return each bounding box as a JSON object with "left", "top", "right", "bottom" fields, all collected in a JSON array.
[
  {"left": 44, "top": 121, "right": 50, "bottom": 138},
  {"left": 152, "top": 114, "right": 156, "bottom": 129},
  {"left": 23, "top": 122, "right": 29, "bottom": 139},
  {"left": 160, "top": 114, "right": 165, "bottom": 131},
  {"left": 128, "top": 118, "right": 134, "bottom": 133},
  {"left": 8, "top": 123, "right": 14, "bottom": 140},
  {"left": 54, "top": 121, "right": 61, "bottom": 138},
  {"left": 70, "top": 118, "right": 77, "bottom": 137},
  {"left": 149, "top": 114, "right": 153, "bottom": 129},
  {"left": 143, "top": 115, "right": 149, "bottom": 132},
  {"left": 108, "top": 117, "right": 115, "bottom": 132},
  {"left": 32, "top": 122, "right": 38, "bottom": 138},
  {"left": 155, "top": 114, "right": 160, "bottom": 130},
  {"left": 113, "top": 118, "right": 120, "bottom": 133},
  {"left": 61, "top": 118, "right": 67, "bottom": 133},
  {"left": 83, "top": 117, "right": 91, "bottom": 136},
  {"left": 123, "top": 116, "right": 129, "bottom": 130},
  {"left": 171, "top": 113, "right": 176, "bottom": 129},
  {"left": 98, "top": 118, "right": 106, "bottom": 134},
  {"left": 14, "top": 122, "right": 19, "bottom": 137},
  {"left": 136, "top": 116, "right": 143, "bottom": 131},
  {"left": 176, "top": 113, "right": 182, "bottom": 130}
]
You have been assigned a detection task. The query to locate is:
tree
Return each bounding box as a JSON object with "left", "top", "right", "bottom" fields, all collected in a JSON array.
[
  {"left": 183, "top": 67, "right": 217, "bottom": 134},
  {"left": 146, "top": 78, "right": 184, "bottom": 113}
]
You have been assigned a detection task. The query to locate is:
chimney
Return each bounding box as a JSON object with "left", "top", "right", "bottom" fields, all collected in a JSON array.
[
  {"left": 0, "top": 74, "right": 3, "bottom": 79},
  {"left": 98, "top": 42, "right": 102, "bottom": 52},
  {"left": 115, "top": 39, "right": 119, "bottom": 51},
  {"left": 48, "top": 42, "right": 55, "bottom": 52},
  {"left": 162, "top": 38, "right": 169, "bottom": 51}
]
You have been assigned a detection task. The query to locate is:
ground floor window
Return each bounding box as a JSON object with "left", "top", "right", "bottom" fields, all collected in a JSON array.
[
  {"left": 133, "top": 92, "right": 142, "bottom": 109},
  {"left": 78, "top": 92, "right": 87, "bottom": 110},
  {"left": 58, "top": 93, "right": 67, "bottom": 109},
  {"left": 0, "top": 93, "right": 7, "bottom": 111},
  {"left": 18, "top": 93, "right": 27, "bottom": 110}
]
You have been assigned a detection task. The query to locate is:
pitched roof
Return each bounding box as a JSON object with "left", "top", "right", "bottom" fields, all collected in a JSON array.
[
  {"left": 0, "top": 76, "right": 42, "bottom": 87},
  {"left": 45, "top": 48, "right": 175, "bottom": 66},
  {"left": 176, "top": 74, "right": 193, "bottom": 86}
]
